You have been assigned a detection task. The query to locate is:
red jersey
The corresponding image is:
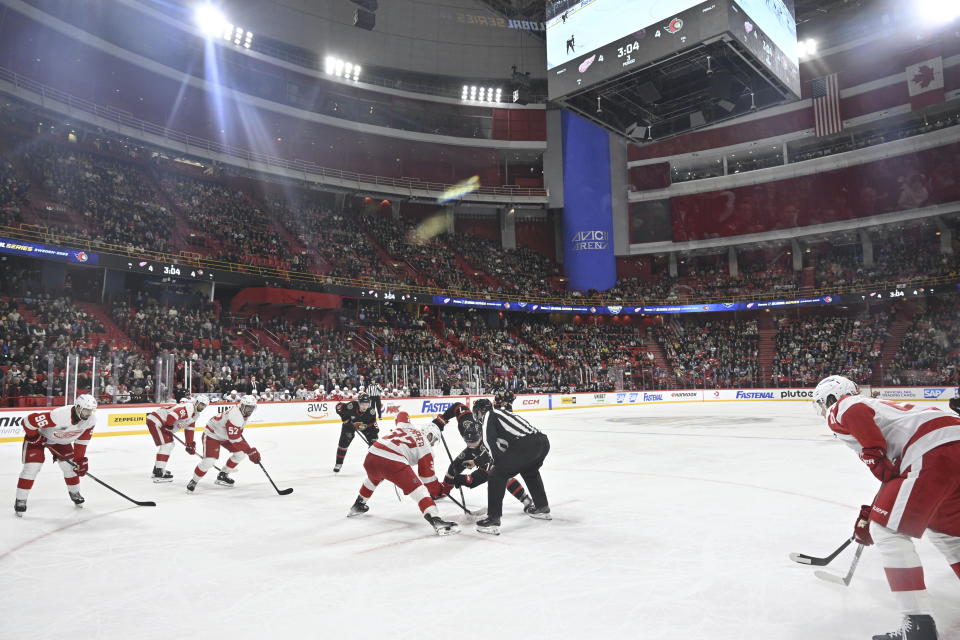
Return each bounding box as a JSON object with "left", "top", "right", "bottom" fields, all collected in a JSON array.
[
  {"left": 370, "top": 425, "right": 438, "bottom": 486},
  {"left": 24, "top": 405, "right": 95, "bottom": 458},
  {"left": 828, "top": 395, "right": 960, "bottom": 472}
]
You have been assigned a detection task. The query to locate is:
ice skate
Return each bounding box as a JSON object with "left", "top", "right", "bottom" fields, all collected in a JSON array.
[
  {"left": 347, "top": 496, "right": 369, "bottom": 517},
  {"left": 214, "top": 471, "right": 235, "bottom": 487},
  {"left": 426, "top": 514, "right": 461, "bottom": 536},
  {"left": 186, "top": 479, "right": 198, "bottom": 493},
  {"left": 69, "top": 491, "right": 85, "bottom": 507},
  {"left": 475, "top": 516, "right": 501, "bottom": 535},
  {"left": 873, "top": 615, "right": 938, "bottom": 640},
  {"left": 152, "top": 467, "right": 174, "bottom": 483},
  {"left": 14, "top": 499, "right": 26, "bottom": 517},
  {"left": 333, "top": 463, "right": 342, "bottom": 473},
  {"left": 524, "top": 504, "right": 552, "bottom": 520}
]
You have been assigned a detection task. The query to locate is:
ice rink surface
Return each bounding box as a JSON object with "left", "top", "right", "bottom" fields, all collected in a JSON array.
[{"left": 2, "top": 401, "right": 958, "bottom": 640}]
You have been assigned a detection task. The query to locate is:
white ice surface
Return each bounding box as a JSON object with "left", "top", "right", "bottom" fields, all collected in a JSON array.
[{"left": 2, "top": 402, "right": 959, "bottom": 640}]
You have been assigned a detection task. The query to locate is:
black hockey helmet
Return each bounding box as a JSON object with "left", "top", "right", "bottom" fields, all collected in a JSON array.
[
  {"left": 358, "top": 393, "right": 371, "bottom": 410},
  {"left": 461, "top": 418, "right": 481, "bottom": 445},
  {"left": 471, "top": 397, "right": 493, "bottom": 420}
]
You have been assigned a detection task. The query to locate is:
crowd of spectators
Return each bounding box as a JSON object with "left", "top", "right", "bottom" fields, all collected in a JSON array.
[
  {"left": 0, "top": 159, "right": 30, "bottom": 227},
  {"left": 887, "top": 297, "right": 960, "bottom": 385},
  {"left": 445, "top": 233, "right": 562, "bottom": 296},
  {"left": 771, "top": 311, "right": 888, "bottom": 386},
  {"left": 650, "top": 317, "right": 760, "bottom": 388},
  {"left": 24, "top": 142, "right": 174, "bottom": 253},
  {"left": 158, "top": 172, "right": 305, "bottom": 272}
]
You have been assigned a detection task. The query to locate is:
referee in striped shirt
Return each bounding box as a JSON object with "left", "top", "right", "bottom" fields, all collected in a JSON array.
[
  {"left": 471, "top": 398, "right": 550, "bottom": 535},
  {"left": 368, "top": 380, "right": 384, "bottom": 418}
]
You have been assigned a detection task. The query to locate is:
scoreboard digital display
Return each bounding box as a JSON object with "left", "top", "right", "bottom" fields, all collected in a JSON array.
[{"left": 547, "top": 0, "right": 799, "bottom": 100}]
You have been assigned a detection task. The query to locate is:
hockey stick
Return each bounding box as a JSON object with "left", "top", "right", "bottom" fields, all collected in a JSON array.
[
  {"left": 815, "top": 543, "right": 864, "bottom": 586},
  {"left": 438, "top": 431, "right": 470, "bottom": 515},
  {"left": 47, "top": 446, "right": 156, "bottom": 507},
  {"left": 790, "top": 538, "right": 853, "bottom": 566},
  {"left": 444, "top": 491, "right": 487, "bottom": 517},
  {"left": 170, "top": 432, "right": 222, "bottom": 472},
  {"left": 257, "top": 462, "right": 294, "bottom": 496}
]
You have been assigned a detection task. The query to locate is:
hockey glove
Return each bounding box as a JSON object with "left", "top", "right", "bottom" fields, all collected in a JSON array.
[
  {"left": 73, "top": 456, "right": 89, "bottom": 477},
  {"left": 185, "top": 442, "right": 197, "bottom": 456},
  {"left": 24, "top": 428, "right": 41, "bottom": 445},
  {"left": 452, "top": 474, "right": 473, "bottom": 488},
  {"left": 859, "top": 446, "right": 900, "bottom": 482},
  {"left": 853, "top": 505, "right": 874, "bottom": 546},
  {"left": 432, "top": 416, "right": 446, "bottom": 430},
  {"left": 247, "top": 448, "right": 261, "bottom": 464},
  {"left": 353, "top": 422, "right": 367, "bottom": 431}
]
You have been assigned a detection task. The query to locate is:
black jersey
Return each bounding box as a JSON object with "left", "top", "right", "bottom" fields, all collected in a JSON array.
[{"left": 336, "top": 401, "right": 378, "bottom": 429}]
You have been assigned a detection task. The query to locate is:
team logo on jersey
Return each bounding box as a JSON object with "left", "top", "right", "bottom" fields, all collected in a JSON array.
[{"left": 52, "top": 429, "right": 83, "bottom": 439}]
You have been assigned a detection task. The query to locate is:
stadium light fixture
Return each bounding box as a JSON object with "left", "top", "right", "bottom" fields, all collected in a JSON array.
[
  {"left": 797, "top": 38, "right": 818, "bottom": 58},
  {"left": 916, "top": 0, "right": 959, "bottom": 23},
  {"left": 195, "top": 4, "right": 227, "bottom": 36},
  {"left": 461, "top": 85, "right": 502, "bottom": 103},
  {"left": 324, "top": 56, "right": 362, "bottom": 82}
]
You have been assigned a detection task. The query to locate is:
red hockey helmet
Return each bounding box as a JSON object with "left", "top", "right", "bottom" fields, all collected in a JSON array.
[{"left": 396, "top": 411, "right": 410, "bottom": 424}]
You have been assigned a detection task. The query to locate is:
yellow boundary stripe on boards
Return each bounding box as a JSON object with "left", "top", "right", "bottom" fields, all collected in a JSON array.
[{"left": 0, "top": 399, "right": 944, "bottom": 443}]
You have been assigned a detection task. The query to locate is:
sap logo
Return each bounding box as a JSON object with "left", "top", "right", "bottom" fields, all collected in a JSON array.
[
  {"left": 736, "top": 391, "right": 774, "bottom": 399},
  {"left": 616, "top": 393, "right": 627, "bottom": 404},
  {"left": 924, "top": 388, "right": 946, "bottom": 399},
  {"left": 607, "top": 306, "right": 622, "bottom": 314},
  {"left": 422, "top": 401, "right": 456, "bottom": 413},
  {"left": 643, "top": 393, "right": 663, "bottom": 402},
  {"left": 385, "top": 405, "right": 401, "bottom": 414},
  {"left": 780, "top": 390, "right": 813, "bottom": 399},
  {"left": 0, "top": 416, "right": 24, "bottom": 427},
  {"left": 570, "top": 230, "right": 609, "bottom": 251},
  {"left": 629, "top": 393, "right": 639, "bottom": 402}
]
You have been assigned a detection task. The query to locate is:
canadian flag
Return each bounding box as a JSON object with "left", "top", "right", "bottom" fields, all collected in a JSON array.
[{"left": 905, "top": 56, "right": 944, "bottom": 110}]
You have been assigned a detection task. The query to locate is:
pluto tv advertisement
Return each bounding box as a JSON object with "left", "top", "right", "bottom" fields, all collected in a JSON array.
[{"left": 547, "top": 0, "right": 798, "bottom": 100}]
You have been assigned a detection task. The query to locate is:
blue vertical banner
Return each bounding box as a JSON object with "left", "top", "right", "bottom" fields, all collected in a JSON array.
[{"left": 560, "top": 111, "right": 616, "bottom": 291}]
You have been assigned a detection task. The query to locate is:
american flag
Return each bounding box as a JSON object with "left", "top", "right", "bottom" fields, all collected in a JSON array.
[{"left": 812, "top": 73, "right": 842, "bottom": 137}]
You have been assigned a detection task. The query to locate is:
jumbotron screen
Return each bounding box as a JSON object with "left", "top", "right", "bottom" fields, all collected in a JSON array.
[{"left": 546, "top": 0, "right": 799, "bottom": 100}]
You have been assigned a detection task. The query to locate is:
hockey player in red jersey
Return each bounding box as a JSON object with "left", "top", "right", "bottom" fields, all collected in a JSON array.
[
  {"left": 813, "top": 375, "right": 960, "bottom": 640},
  {"left": 15, "top": 394, "right": 98, "bottom": 516},
  {"left": 146, "top": 395, "right": 208, "bottom": 482},
  {"left": 186, "top": 395, "right": 261, "bottom": 492},
  {"left": 347, "top": 412, "right": 460, "bottom": 536}
]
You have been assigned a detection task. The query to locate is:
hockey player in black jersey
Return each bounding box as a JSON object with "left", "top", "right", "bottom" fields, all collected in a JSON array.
[
  {"left": 950, "top": 389, "right": 960, "bottom": 417},
  {"left": 494, "top": 390, "right": 516, "bottom": 412},
  {"left": 439, "top": 418, "right": 532, "bottom": 509},
  {"left": 333, "top": 393, "right": 379, "bottom": 472}
]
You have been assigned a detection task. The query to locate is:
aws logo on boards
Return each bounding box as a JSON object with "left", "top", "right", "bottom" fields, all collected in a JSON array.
[{"left": 306, "top": 402, "right": 330, "bottom": 419}]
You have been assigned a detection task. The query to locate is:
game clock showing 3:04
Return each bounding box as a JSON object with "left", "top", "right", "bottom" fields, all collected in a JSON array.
[{"left": 126, "top": 259, "right": 215, "bottom": 280}]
